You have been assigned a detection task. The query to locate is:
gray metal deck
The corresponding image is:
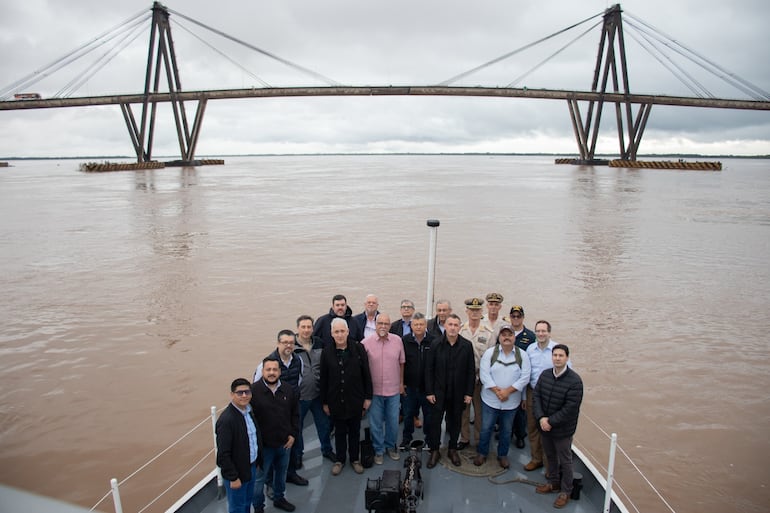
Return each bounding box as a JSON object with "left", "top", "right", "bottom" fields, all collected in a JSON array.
[{"left": 185, "top": 423, "right": 620, "bottom": 513}]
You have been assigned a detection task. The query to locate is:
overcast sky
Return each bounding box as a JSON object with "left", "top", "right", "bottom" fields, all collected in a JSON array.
[{"left": 1, "top": 0, "right": 769, "bottom": 157}]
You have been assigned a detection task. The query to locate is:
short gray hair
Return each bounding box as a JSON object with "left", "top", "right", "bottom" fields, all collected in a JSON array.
[{"left": 331, "top": 317, "right": 348, "bottom": 331}]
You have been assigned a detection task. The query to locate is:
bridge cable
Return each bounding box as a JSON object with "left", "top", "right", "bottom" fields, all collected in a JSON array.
[
  {"left": 0, "top": 8, "right": 150, "bottom": 99},
  {"left": 437, "top": 10, "right": 604, "bottom": 86},
  {"left": 172, "top": 19, "right": 272, "bottom": 88},
  {"left": 624, "top": 11, "right": 770, "bottom": 101},
  {"left": 506, "top": 20, "right": 601, "bottom": 88},
  {"left": 166, "top": 8, "right": 340, "bottom": 87},
  {"left": 625, "top": 17, "right": 765, "bottom": 101},
  {"left": 623, "top": 23, "right": 712, "bottom": 99},
  {"left": 55, "top": 20, "right": 148, "bottom": 98}
]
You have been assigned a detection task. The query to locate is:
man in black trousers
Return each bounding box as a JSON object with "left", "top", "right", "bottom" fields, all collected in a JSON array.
[{"left": 424, "top": 313, "right": 475, "bottom": 468}]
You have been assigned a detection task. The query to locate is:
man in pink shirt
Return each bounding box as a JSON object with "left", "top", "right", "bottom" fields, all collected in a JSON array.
[{"left": 361, "top": 313, "right": 405, "bottom": 464}]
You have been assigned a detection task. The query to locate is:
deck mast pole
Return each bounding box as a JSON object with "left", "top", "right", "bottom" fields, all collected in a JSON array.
[
  {"left": 425, "top": 219, "right": 440, "bottom": 317},
  {"left": 110, "top": 477, "right": 123, "bottom": 513},
  {"left": 602, "top": 433, "right": 618, "bottom": 513}
]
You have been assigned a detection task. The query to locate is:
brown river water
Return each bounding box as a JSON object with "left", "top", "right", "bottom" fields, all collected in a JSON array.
[{"left": 0, "top": 155, "right": 768, "bottom": 512}]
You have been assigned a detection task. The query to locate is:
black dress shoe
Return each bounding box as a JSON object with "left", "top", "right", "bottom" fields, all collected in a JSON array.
[
  {"left": 286, "top": 473, "right": 308, "bottom": 486},
  {"left": 456, "top": 440, "right": 469, "bottom": 450},
  {"left": 515, "top": 438, "right": 525, "bottom": 449},
  {"left": 448, "top": 449, "right": 461, "bottom": 466},
  {"left": 322, "top": 451, "right": 337, "bottom": 462},
  {"left": 273, "top": 497, "right": 296, "bottom": 512},
  {"left": 427, "top": 450, "right": 440, "bottom": 468}
]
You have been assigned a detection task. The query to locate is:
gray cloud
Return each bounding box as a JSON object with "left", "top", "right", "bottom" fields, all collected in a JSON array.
[{"left": 1, "top": 0, "right": 768, "bottom": 157}]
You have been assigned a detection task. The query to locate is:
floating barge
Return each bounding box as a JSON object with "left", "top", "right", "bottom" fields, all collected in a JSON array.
[
  {"left": 555, "top": 157, "right": 722, "bottom": 170},
  {"left": 0, "top": 162, "right": 9, "bottom": 167},
  {"left": 79, "top": 159, "right": 224, "bottom": 172},
  {"left": 608, "top": 159, "right": 722, "bottom": 170}
]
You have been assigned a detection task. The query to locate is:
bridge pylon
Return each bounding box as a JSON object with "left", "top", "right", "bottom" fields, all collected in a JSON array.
[
  {"left": 567, "top": 4, "right": 651, "bottom": 162},
  {"left": 121, "top": 2, "right": 206, "bottom": 163}
]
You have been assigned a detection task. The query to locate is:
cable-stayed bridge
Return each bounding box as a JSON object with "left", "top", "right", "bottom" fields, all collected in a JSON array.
[{"left": 1, "top": 2, "right": 768, "bottom": 163}]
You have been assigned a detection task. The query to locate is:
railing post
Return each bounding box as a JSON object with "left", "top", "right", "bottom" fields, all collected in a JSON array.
[
  {"left": 425, "top": 219, "right": 440, "bottom": 317},
  {"left": 603, "top": 433, "right": 618, "bottom": 513},
  {"left": 110, "top": 478, "right": 123, "bottom": 513},
  {"left": 211, "top": 406, "right": 223, "bottom": 489}
]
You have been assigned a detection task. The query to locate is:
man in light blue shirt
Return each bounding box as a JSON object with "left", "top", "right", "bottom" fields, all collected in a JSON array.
[{"left": 475, "top": 323, "right": 531, "bottom": 469}]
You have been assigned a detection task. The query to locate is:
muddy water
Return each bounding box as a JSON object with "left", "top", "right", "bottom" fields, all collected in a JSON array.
[{"left": 1, "top": 155, "right": 768, "bottom": 512}]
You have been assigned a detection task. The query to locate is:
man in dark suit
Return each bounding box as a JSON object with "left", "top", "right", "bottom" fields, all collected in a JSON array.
[
  {"left": 424, "top": 313, "right": 475, "bottom": 468},
  {"left": 215, "top": 378, "right": 262, "bottom": 513},
  {"left": 353, "top": 294, "right": 379, "bottom": 340},
  {"left": 426, "top": 299, "right": 452, "bottom": 337}
]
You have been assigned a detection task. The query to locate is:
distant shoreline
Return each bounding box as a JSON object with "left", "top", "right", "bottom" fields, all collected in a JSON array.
[{"left": 2, "top": 152, "right": 768, "bottom": 160}]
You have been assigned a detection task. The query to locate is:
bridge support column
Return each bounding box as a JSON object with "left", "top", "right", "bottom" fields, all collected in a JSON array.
[
  {"left": 126, "top": 1, "right": 206, "bottom": 163},
  {"left": 567, "top": 3, "right": 652, "bottom": 162}
]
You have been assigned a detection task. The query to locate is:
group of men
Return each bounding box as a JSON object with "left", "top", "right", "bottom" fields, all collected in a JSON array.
[{"left": 216, "top": 293, "right": 583, "bottom": 513}]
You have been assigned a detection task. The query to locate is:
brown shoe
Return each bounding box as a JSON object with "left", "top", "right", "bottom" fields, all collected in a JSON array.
[
  {"left": 427, "top": 450, "right": 440, "bottom": 469},
  {"left": 535, "top": 482, "right": 561, "bottom": 494},
  {"left": 524, "top": 460, "right": 544, "bottom": 471},
  {"left": 473, "top": 454, "right": 486, "bottom": 466},
  {"left": 553, "top": 492, "right": 570, "bottom": 508},
  {"left": 497, "top": 456, "right": 510, "bottom": 469},
  {"left": 448, "top": 449, "right": 461, "bottom": 466}
]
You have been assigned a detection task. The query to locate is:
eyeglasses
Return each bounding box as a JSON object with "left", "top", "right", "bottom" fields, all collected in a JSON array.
[
  {"left": 234, "top": 389, "right": 252, "bottom": 396},
  {"left": 279, "top": 341, "right": 295, "bottom": 346},
  {"left": 400, "top": 305, "right": 414, "bottom": 309},
  {"left": 510, "top": 314, "right": 523, "bottom": 319}
]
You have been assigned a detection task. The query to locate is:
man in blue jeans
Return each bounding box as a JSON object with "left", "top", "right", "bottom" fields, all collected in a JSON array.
[
  {"left": 294, "top": 315, "right": 335, "bottom": 465},
  {"left": 215, "top": 378, "right": 262, "bottom": 513},
  {"left": 474, "top": 324, "right": 531, "bottom": 469},
  {"left": 400, "top": 312, "right": 433, "bottom": 449},
  {"left": 251, "top": 357, "right": 299, "bottom": 512},
  {"left": 361, "top": 313, "right": 405, "bottom": 464}
]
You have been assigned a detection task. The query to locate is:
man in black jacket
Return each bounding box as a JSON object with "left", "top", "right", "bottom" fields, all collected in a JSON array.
[
  {"left": 215, "top": 378, "right": 262, "bottom": 513},
  {"left": 313, "top": 294, "right": 363, "bottom": 346},
  {"left": 424, "top": 313, "right": 475, "bottom": 468},
  {"left": 400, "top": 312, "right": 433, "bottom": 449},
  {"left": 508, "top": 304, "right": 537, "bottom": 449},
  {"left": 251, "top": 357, "right": 300, "bottom": 512},
  {"left": 533, "top": 344, "right": 583, "bottom": 509},
  {"left": 320, "top": 318, "right": 373, "bottom": 476}
]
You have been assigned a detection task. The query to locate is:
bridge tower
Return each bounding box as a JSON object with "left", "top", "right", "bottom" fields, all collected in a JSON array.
[
  {"left": 121, "top": 2, "right": 207, "bottom": 163},
  {"left": 568, "top": 4, "right": 652, "bottom": 162}
]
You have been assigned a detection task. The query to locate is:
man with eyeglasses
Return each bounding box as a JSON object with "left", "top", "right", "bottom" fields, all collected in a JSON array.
[
  {"left": 427, "top": 299, "right": 452, "bottom": 337},
  {"left": 361, "top": 313, "right": 406, "bottom": 464},
  {"left": 251, "top": 357, "right": 300, "bottom": 513},
  {"left": 507, "top": 305, "right": 536, "bottom": 449},
  {"left": 390, "top": 299, "right": 415, "bottom": 337},
  {"left": 216, "top": 378, "right": 263, "bottom": 513},
  {"left": 253, "top": 330, "right": 308, "bottom": 487}
]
